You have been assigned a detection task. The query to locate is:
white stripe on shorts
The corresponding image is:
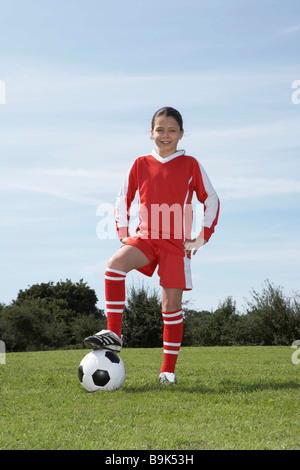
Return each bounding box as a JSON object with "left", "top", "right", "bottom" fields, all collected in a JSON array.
[{"left": 183, "top": 255, "right": 193, "bottom": 289}]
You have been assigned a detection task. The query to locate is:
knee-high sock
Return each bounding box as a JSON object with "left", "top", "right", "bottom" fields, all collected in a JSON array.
[
  {"left": 105, "top": 268, "right": 126, "bottom": 338},
  {"left": 161, "top": 310, "right": 183, "bottom": 373}
]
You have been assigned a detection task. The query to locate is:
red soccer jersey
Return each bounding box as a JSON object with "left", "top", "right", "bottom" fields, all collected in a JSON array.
[{"left": 114, "top": 150, "right": 220, "bottom": 254}]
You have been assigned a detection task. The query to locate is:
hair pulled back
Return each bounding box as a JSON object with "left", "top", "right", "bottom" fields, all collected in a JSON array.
[{"left": 151, "top": 107, "right": 183, "bottom": 131}]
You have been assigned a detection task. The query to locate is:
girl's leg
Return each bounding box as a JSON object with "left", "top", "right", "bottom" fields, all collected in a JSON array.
[
  {"left": 161, "top": 287, "right": 184, "bottom": 374},
  {"left": 107, "top": 244, "right": 150, "bottom": 272},
  {"left": 161, "top": 287, "right": 183, "bottom": 312},
  {"left": 84, "top": 244, "right": 151, "bottom": 349},
  {"left": 105, "top": 245, "right": 150, "bottom": 337}
]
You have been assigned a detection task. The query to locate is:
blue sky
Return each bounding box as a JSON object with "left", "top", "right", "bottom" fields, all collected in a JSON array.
[{"left": 0, "top": 0, "right": 300, "bottom": 313}]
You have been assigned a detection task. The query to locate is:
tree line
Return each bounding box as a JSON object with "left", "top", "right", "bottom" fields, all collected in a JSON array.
[{"left": 0, "top": 279, "right": 299, "bottom": 352}]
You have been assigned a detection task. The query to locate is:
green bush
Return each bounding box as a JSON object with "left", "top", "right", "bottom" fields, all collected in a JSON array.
[
  {"left": 122, "top": 285, "right": 163, "bottom": 347},
  {"left": 1, "top": 279, "right": 299, "bottom": 351},
  {"left": 0, "top": 280, "right": 105, "bottom": 351}
]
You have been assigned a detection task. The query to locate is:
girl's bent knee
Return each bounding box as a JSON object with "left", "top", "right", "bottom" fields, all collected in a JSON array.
[
  {"left": 107, "top": 255, "right": 120, "bottom": 271},
  {"left": 107, "top": 252, "right": 128, "bottom": 272}
]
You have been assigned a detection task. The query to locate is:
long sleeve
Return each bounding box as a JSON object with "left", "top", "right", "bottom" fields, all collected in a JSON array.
[
  {"left": 193, "top": 160, "right": 220, "bottom": 242},
  {"left": 114, "top": 160, "right": 138, "bottom": 241}
]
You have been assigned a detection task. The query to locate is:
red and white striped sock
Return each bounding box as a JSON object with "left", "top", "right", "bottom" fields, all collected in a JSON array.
[
  {"left": 105, "top": 268, "right": 126, "bottom": 338},
  {"left": 161, "top": 309, "right": 183, "bottom": 373}
]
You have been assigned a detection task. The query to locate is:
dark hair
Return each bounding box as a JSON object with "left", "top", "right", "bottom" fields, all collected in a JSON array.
[{"left": 151, "top": 107, "right": 183, "bottom": 131}]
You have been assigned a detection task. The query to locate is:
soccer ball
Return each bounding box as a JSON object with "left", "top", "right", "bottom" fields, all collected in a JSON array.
[{"left": 78, "top": 349, "right": 125, "bottom": 392}]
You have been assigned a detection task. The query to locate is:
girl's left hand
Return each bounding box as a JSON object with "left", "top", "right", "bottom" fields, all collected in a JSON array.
[{"left": 184, "top": 237, "right": 207, "bottom": 255}]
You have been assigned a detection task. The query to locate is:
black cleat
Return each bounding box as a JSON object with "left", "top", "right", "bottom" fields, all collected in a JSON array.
[{"left": 84, "top": 329, "right": 123, "bottom": 352}]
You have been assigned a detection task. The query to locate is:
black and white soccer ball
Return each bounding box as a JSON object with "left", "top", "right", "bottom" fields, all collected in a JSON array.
[{"left": 78, "top": 349, "right": 125, "bottom": 392}]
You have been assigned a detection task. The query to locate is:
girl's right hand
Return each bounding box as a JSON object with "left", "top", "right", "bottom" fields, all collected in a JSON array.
[
  {"left": 184, "top": 237, "right": 207, "bottom": 255},
  {"left": 121, "top": 237, "right": 130, "bottom": 244}
]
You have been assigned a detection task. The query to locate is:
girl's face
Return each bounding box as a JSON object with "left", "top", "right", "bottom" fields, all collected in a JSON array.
[{"left": 151, "top": 115, "right": 184, "bottom": 158}]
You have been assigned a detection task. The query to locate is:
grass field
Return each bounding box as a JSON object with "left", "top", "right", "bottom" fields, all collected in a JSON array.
[{"left": 0, "top": 346, "right": 299, "bottom": 450}]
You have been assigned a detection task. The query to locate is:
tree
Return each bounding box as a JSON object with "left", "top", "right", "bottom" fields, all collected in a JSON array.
[
  {"left": 0, "top": 280, "right": 106, "bottom": 351},
  {"left": 0, "top": 299, "right": 69, "bottom": 351},
  {"left": 122, "top": 284, "right": 163, "bottom": 347},
  {"left": 182, "top": 309, "right": 212, "bottom": 346},
  {"left": 202, "top": 297, "right": 240, "bottom": 346},
  {"left": 15, "top": 279, "right": 99, "bottom": 316},
  {"left": 2, "top": 278, "right": 299, "bottom": 351},
  {"left": 243, "top": 280, "right": 300, "bottom": 345}
]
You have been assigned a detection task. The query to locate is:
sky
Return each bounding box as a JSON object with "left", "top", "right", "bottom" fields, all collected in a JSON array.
[{"left": 0, "top": 0, "right": 300, "bottom": 313}]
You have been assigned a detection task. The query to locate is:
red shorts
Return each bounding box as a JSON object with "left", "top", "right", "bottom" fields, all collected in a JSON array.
[{"left": 124, "top": 237, "right": 192, "bottom": 291}]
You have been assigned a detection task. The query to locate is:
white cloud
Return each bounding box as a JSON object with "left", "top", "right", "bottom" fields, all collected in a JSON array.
[
  {"left": 279, "top": 24, "right": 300, "bottom": 36},
  {"left": 1, "top": 214, "right": 60, "bottom": 227},
  {"left": 4, "top": 62, "right": 297, "bottom": 112},
  {"left": 80, "top": 259, "right": 108, "bottom": 277},
  {"left": 216, "top": 176, "right": 300, "bottom": 200},
  {"left": 186, "top": 119, "right": 300, "bottom": 149},
  {"left": 0, "top": 166, "right": 125, "bottom": 205},
  {"left": 208, "top": 248, "right": 300, "bottom": 264}
]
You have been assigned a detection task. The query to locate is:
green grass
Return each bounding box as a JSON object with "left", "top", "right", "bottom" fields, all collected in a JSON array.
[{"left": 0, "top": 346, "right": 299, "bottom": 450}]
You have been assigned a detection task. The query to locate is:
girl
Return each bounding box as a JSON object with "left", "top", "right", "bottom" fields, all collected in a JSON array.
[{"left": 84, "top": 107, "right": 220, "bottom": 384}]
